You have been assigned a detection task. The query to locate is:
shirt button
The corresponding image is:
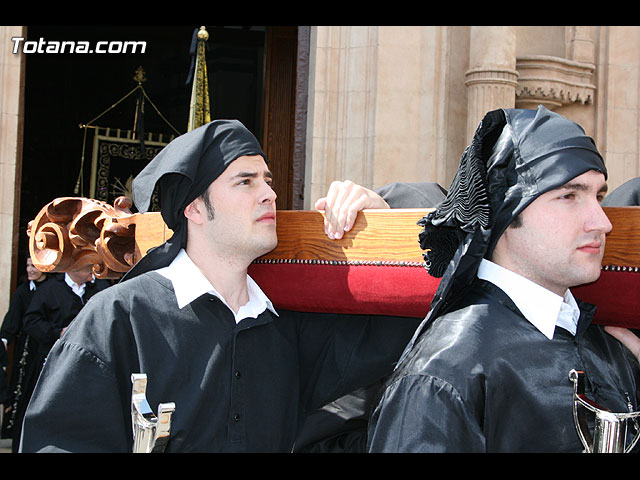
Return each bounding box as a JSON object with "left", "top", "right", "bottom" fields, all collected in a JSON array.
[
  {"left": 235, "top": 371, "right": 241, "bottom": 379},
  {"left": 234, "top": 414, "right": 240, "bottom": 422}
]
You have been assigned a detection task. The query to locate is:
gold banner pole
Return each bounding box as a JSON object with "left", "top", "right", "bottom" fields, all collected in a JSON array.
[{"left": 187, "top": 26, "right": 212, "bottom": 132}]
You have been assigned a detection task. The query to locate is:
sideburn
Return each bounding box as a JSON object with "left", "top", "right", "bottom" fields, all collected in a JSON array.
[{"left": 200, "top": 191, "right": 215, "bottom": 220}]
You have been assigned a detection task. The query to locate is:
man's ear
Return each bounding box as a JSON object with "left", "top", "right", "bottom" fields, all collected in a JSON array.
[{"left": 184, "top": 197, "right": 206, "bottom": 225}]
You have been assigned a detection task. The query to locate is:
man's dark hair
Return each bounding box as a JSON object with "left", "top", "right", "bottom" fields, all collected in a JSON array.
[
  {"left": 509, "top": 213, "right": 523, "bottom": 229},
  {"left": 200, "top": 190, "right": 215, "bottom": 220}
]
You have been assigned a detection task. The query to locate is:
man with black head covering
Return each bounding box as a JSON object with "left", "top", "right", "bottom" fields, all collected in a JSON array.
[
  {"left": 601, "top": 176, "right": 640, "bottom": 206},
  {"left": 19, "top": 120, "right": 419, "bottom": 453},
  {"left": 367, "top": 106, "right": 640, "bottom": 453}
]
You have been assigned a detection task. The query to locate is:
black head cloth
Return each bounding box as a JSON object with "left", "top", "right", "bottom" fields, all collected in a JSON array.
[
  {"left": 601, "top": 177, "right": 640, "bottom": 206},
  {"left": 407, "top": 105, "right": 607, "bottom": 346},
  {"left": 122, "top": 119, "right": 266, "bottom": 281},
  {"left": 374, "top": 182, "right": 447, "bottom": 208}
]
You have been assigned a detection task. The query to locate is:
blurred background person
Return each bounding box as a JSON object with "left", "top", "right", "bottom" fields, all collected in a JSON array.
[{"left": 0, "top": 257, "right": 49, "bottom": 445}]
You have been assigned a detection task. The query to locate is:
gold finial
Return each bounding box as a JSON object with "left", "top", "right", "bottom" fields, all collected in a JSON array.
[
  {"left": 197, "top": 26, "right": 209, "bottom": 41},
  {"left": 133, "top": 66, "right": 147, "bottom": 84}
]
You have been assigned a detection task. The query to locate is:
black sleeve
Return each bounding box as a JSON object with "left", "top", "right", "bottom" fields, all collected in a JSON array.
[
  {"left": 22, "top": 283, "right": 66, "bottom": 347},
  {"left": 293, "top": 310, "right": 421, "bottom": 414},
  {"left": 0, "top": 342, "right": 9, "bottom": 404},
  {"left": 20, "top": 294, "right": 132, "bottom": 453},
  {"left": 0, "top": 284, "right": 31, "bottom": 343}
]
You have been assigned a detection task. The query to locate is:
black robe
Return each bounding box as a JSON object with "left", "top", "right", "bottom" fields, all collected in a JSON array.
[
  {"left": 367, "top": 280, "right": 640, "bottom": 453},
  {"left": 20, "top": 271, "right": 419, "bottom": 453},
  {"left": 0, "top": 341, "right": 8, "bottom": 405},
  {"left": 14, "top": 274, "right": 108, "bottom": 452},
  {"left": 1, "top": 279, "right": 43, "bottom": 439},
  {"left": 23, "top": 274, "right": 109, "bottom": 361}
]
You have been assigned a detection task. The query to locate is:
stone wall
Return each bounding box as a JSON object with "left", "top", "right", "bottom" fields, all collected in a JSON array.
[{"left": 0, "top": 26, "right": 25, "bottom": 315}]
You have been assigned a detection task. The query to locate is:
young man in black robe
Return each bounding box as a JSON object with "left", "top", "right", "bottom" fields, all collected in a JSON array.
[
  {"left": 19, "top": 120, "right": 419, "bottom": 453},
  {"left": 367, "top": 105, "right": 640, "bottom": 453}
]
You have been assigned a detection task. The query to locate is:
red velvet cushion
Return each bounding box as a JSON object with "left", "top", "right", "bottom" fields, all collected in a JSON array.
[
  {"left": 573, "top": 270, "right": 640, "bottom": 329},
  {"left": 248, "top": 263, "right": 438, "bottom": 319},
  {"left": 249, "top": 263, "right": 639, "bottom": 328}
]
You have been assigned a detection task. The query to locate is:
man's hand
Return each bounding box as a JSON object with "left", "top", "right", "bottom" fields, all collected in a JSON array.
[
  {"left": 315, "top": 180, "right": 389, "bottom": 240},
  {"left": 605, "top": 326, "right": 640, "bottom": 362}
]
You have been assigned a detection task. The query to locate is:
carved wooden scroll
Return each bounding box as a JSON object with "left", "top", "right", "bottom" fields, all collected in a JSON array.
[{"left": 28, "top": 196, "right": 139, "bottom": 279}]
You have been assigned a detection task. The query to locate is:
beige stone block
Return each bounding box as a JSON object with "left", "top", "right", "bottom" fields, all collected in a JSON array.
[
  {"left": 377, "top": 45, "right": 421, "bottom": 92},
  {"left": 373, "top": 139, "right": 423, "bottom": 186},
  {"left": 345, "top": 46, "right": 372, "bottom": 92},
  {"left": 310, "top": 45, "right": 328, "bottom": 94},
  {"left": 379, "top": 26, "right": 421, "bottom": 47},
  {"left": 344, "top": 91, "right": 368, "bottom": 137},
  {"left": 1, "top": 60, "right": 21, "bottom": 116},
  {"left": 606, "top": 107, "right": 638, "bottom": 154},
  {"left": 605, "top": 151, "right": 639, "bottom": 190},
  {"left": 0, "top": 158, "right": 17, "bottom": 216},
  {"left": 313, "top": 26, "right": 330, "bottom": 47},
  {"left": 609, "top": 64, "right": 639, "bottom": 108},
  {"left": 0, "top": 212, "right": 13, "bottom": 311},
  {"left": 347, "top": 25, "right": 376, "bottom": 49},
  {"left": 609, "top": 26, "right": 640, "bottom": 65},
  {"left": 0, "top": 112, "right": 19, "bottom": 165}
]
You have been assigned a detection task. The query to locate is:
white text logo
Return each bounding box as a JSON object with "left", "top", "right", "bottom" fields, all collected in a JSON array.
[{"left": 11, "top": 37, "right": 147, "bottom": 54}]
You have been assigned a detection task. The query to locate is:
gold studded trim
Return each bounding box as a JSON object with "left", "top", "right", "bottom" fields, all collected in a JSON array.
[
  {"left": 602, "top": 265, "right": 640, "bottom": 273},
  {"left": 252, "top": 258, "right": 427, "bottom": 267}
]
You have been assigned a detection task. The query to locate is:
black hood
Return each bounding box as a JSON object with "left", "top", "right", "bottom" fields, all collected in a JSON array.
[
  {"left": 411, "top": 105, "right": 606, "bottom": 342},
  {"left": 123, "top": 119, "right": 266, "bottom": 281}
]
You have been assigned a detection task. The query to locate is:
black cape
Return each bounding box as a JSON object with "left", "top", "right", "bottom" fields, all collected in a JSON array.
[
  {"left": 367, "top": 280, "right": 640, "bottom": 452},
  {"left": 20, "top": 271, "right": 419, "bottom": 452}
]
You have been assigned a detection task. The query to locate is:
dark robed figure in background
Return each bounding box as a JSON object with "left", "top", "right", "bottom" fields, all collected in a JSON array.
[
  {"left": 367, "top": 106, "right": 640, "bottom": 453},
  {"left": 16, "top": 266, "right": 108, "bottom": 452},
  {"left": 19, "top": 120, "right": 419, "bottom": 453},
  {"left": 1, "top": 258, "right": 49, "bottom": 443}
]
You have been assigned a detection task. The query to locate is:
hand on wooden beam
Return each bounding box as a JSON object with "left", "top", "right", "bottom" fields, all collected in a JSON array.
[{"left": 314, "top": 180, "right": 390, "bottom": 240}]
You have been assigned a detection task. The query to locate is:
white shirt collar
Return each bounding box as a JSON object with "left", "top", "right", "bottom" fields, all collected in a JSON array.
[
  {"left": 477, "top": 259, "right": 581, "bottom": 340},
  {"left": 64, "top": 273, "right": 87, "bottom": 299},
  {"left": 155, "top": 249, "right": 278, "bottom": 323}
]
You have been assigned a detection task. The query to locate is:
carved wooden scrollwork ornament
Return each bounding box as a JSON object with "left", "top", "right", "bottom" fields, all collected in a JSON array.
[{"left": 28, "top": 196, "right": 138, "bottom": 279}]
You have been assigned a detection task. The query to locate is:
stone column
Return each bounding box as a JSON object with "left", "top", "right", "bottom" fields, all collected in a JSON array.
[
  {"left": 464, "top": 26, "right": 518, "bottom": 140},
  {"left": 305, "top": 26, "right": 379, "bottom": 209},
  {"left": 0, "top": 26, "right": 25, "bottom": 316}
]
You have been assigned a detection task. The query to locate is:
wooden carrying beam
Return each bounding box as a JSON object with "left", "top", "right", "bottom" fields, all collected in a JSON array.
[{"left": 27, "top": 197, "right": 640, "bottom": 327}]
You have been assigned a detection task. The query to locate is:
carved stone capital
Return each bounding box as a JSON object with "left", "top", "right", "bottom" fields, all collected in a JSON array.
[
  {"left": 515, "top": 55, "right": 596, "bottom": 110},
  {"left": 464, "top": 67, "right": 520, "bottom": 88}
]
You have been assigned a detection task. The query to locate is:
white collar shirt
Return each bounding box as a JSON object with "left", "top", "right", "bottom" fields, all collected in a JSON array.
[
  {"left": 64, "top": 273, "right": 87, "bottom": 300},
  {"left": 477, "top": 259, "right": 581, "bottom": 340},
  {"left": 156, "top": 249, "right": 278, "bottom": 323}
]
